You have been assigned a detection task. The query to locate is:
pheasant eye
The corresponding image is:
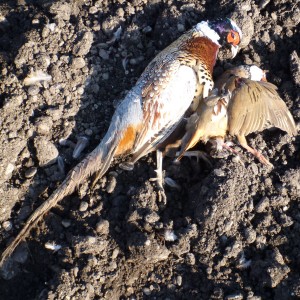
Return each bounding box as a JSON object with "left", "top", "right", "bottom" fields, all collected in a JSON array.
[{"left": 227, "top": 30, "right": 240, "bottom": 46}]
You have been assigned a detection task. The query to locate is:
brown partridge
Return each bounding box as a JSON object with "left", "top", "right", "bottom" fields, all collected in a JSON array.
[
  {"left": 178, "top": 65, "right": 297, "bottom": 165},
  {"left": 0, "top": 19, "right": 242, "bottom": 267}
]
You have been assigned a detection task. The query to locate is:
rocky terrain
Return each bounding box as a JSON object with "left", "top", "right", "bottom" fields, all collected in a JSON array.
[{"left": 0, "top": 0, "right": 299, "bottom": 299}]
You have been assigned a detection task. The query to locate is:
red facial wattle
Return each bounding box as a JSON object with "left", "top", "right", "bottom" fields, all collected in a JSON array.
[{"left": 227, "top": 30, "right": 240, "bottom": 46}]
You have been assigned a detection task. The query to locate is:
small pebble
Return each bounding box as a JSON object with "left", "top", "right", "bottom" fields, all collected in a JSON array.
[
  {"left": 99, "top": 49, "right": 109, "bottom": 60},
  {"left": 143, "top": 288, "right": 151, "bottom": 296},
  {"left": 72, "top": 57, "right": 86, "bottom": 69},
  {"left": 2, "top": 221, "right": 12, "bottom": 231},
  {"left": 72, "top": 31, "right": 94, "bottom": 57},
  {"left": 27, "top": 86, "right": 39, "bottom": 96},
  {"left": 5, "top": 163, "right": 15, "bottom": 176},
  {"left": 45, "top": 242, "right": 61, "bottom": 251},
  {"left": 25, "top": 167, "right": 37, "bottom": 178},
  {"left": 142, "top": 26, "right": 152, "bottom": 33},
  {"left": 79, "top": 201, "right": 89, "bottom": 212},
  {"left": 34, "top": 137, "right": 59, "bottom": 167},
  {"left": 225, "top": 293, "right": 243, "bottom": 300},
  {"left": 84, "top": 128, "right": 93, "bottom": 136},
  {"left": 102, "top": 72, "right": 109, "bottom": 80},
  {"left": 185, "top": 253, "right": 196, "bottom": 265},
  {"left": 96, "top": 219, "right": 110, "bottom": 235},
  {"left": 61, "top": 219, "right": 71, "bottom": 228},
  {"left": 145, "top": 212, "right": 160, "bottom": 223},
  {"left": 214, "top": 169, "right": 225, "bottom": 177},
  {"left": 164, "top": 229, "right": 178, "bottom": 242},
  {"left": 175, "top": 275, "right": 182, "bottom": 286},
  {"left": 89, "top": 6, "right": 98, "bottom": 14},
  {"left": 111, "top": 248, "right": 119, "bottom": 259},
  {"left": 255, "top": 197, "right": 269, "bottom": 212},
  {"left": 106, "top": 176, "right": 117, "bottom": 194},
  {"left": 77, "top": 86, "right": 84, "bottom": 95},
  {"left": 177, "top": 23, "right": 185, "bottom": 32},
  {"left": 244, "top": 227, "right": 256, "bottom": 244},
  {"left": 73, "top": 267, "right": 79, "bottom": 277}
]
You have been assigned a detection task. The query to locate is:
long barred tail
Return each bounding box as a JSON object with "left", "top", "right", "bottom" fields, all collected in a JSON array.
[{"left": 0, "top": 135, "right": 119, "bottom": 268}]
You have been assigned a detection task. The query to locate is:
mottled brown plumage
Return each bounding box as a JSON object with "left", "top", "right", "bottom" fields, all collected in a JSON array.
[
  {"left": 227, "top": 76, "right": 297, "bottom": 165},
  {"left": 178, "top": 65, "right": 297, "bottom": 165}
]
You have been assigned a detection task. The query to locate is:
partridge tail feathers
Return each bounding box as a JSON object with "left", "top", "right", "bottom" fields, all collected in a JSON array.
[{"left": 176, "top": 113, "right": 200, "bottom": 160}]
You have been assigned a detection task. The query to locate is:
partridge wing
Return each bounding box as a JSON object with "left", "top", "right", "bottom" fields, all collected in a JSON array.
[{"left": 228, "top": 78, "right": 297, "bottom": 136}]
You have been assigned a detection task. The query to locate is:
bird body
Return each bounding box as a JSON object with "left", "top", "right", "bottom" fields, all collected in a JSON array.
[
  {"left": 178, "top": 65, "right": 297, "bottom": 165},
  {"left": 0, "top": 19, "right": 242, "bottom": 266}
]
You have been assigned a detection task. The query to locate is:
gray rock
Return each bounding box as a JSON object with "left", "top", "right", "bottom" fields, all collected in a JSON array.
[
  {"left": 79, "top": 201, "right": 89, "bottom": 212},
  {"left": 255, "top": 197, "right": 269, "bottom": 213},
  {"left": 27, "top": 85, "right": 39, "bottom": 96},
  {"left": 290, "top": 51, "right": 300, "bottom": 87},
  {"left": 49, "top": 2, "right": 72, "bottom": 21},
  {"left": 71, "top": 57, "right": 86, "bottom": 69},
  {"left": 24, "top": 167, "right": 37, "bottom": 178},
  {"left": 34, "top": 137, "right": 59, "bottom": 167},
  {"left": 96, "top": 219, "right": 110, "bottom": 235},
  {"left": 99, "top": 49, "right": 109, "bottom": 60},
  {"left": 35, "top": 116, "right": 53, "bottom": 135},
  {"left": 72, "top": 32, "right": 94, "bottom": 57}
]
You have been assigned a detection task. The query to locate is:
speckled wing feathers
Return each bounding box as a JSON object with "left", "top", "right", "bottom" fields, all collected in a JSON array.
[
  {"left": 228, "top": 79, "right": 297, "bottom": 136},
  {"left": 132, "top": 62, "right": 198, "bottom": 161}
]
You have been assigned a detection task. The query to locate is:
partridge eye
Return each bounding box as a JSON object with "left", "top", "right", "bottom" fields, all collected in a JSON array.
[{"left": 227, "top": 30, "right": 240, "bottom": 46}]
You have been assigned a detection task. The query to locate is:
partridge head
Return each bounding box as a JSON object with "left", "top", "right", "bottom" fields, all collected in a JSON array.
[{"left": 178, "top": 65, "right": 297, "bottom": 166}]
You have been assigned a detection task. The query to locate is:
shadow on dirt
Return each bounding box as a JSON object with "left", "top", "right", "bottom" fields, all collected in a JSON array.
[{"left": 1, "top": 0, "right": 299, "bottom": 299}]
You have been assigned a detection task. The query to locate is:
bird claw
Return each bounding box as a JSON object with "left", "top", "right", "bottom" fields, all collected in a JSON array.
[
  {"left": 253, "top": 151, "right": 274, "bottom": 168},
  {"left": 158, "top": 188, "right": 167, "bottom": 205},
  {"left": 149, "top": 177, "right": 167, "bottom": 205},
  {"left": 176, "top": 150, "right": 212, "bottom": 167}
]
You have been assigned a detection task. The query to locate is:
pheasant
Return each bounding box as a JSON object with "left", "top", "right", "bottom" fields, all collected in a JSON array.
[
  {"left": 0, "top": 18, "right": 242, "bottom": 267},
  {"left": 177, "top": 65, "right": 297, "bottom": 165}
]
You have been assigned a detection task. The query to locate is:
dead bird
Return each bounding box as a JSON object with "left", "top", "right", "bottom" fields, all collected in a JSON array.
[
  {"left": 177, "top": 65, "right": 297, "bottom": 166},
  {"left": 0, "top": 18, "right": 242, "bottom": 267}
]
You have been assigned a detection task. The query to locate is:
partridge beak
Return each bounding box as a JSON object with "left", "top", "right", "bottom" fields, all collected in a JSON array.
[
  {"left": 231, "top": 45, "right": 239, "bottom": 58},
  {"left": 261, "top": 70, "right": 268, "bottom": 82}
]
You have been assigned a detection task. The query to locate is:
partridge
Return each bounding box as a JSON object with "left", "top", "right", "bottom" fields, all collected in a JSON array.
[
  {"left": 178, "top": 65, "right": 297, "bottom": 165},
  {"left": 0, "top": 18, "right": 242, "bottom": 266}
]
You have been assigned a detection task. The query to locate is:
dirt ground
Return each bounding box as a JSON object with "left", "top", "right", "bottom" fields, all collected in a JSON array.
[{"left": 0, "top": 0, "right": 299, "bottom": 299}]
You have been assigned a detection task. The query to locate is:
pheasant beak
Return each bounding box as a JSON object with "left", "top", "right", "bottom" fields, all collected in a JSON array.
[{"left": 231, "top": 45, "right": 239, "bottom": 58}]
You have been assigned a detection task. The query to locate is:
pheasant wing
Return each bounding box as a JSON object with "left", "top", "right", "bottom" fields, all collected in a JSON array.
[{"left": 132, "top": 58, "right": 197, "bottom": 159}]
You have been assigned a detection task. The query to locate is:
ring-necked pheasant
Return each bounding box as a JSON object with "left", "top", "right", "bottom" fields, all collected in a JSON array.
[{"left": 0, "top": 18, "right": 242, "bottom": 267}]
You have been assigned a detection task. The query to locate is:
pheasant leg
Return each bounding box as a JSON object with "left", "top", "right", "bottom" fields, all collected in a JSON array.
[{"left": 150, "top": 150, "right": 167, "bottom": 204}]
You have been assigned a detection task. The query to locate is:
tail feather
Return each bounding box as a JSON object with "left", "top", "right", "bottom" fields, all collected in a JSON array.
[{"left": 0, "top": 134, "right": 120, "bottom": 268}]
